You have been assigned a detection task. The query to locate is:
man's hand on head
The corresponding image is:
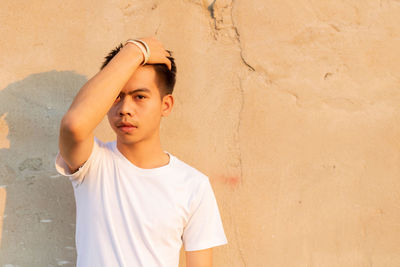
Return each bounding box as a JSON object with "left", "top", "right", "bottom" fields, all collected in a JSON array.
[{"left": 126, "top": 36, "right": 172, "bottom": 70}]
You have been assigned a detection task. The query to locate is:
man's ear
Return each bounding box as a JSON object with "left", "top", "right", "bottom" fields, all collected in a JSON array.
[{"left": 161, "top": 94, "right": 174, "bottom": 117}]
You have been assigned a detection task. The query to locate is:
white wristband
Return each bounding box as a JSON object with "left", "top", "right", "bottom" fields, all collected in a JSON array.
[
  {"left": 125, "top": 39, "right": 149, "bottom": 65},
  {"left": 133, "top": 39, "right": 151, "bottom": 60}
]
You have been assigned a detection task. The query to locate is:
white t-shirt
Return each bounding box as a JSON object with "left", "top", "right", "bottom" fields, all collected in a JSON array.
[{"left": 54, "top": 137, "right": 228, "bottom": 267}]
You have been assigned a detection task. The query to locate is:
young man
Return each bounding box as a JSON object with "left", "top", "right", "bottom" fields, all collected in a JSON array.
[{"left": 54, "top": 37, "right": 228, "bottom": 267}]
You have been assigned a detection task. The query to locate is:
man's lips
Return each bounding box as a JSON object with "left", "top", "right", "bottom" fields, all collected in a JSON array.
[
  {"left": 117, "top": 122, "right": 138, "bottom": 133},
  {"left": 117, "top": 122, "right": 137, "bottom": 128}
]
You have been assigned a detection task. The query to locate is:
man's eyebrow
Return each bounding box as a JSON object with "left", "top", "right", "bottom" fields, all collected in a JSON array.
[{"left": 125, "top": 88, "right": 152, "bottom": 95}]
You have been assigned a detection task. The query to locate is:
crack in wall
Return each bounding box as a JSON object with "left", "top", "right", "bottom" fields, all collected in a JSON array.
[
  {"left": 236, "top": 77, "right": 244, "bottom": 186},
  {"left": 198, "top": 0, "right": 251, "bottom": 185},
  {"left": 231, "top": 0, "right": 255, "bottom": 72},
  {"left": 229, "top": 195, "right": 247, "bottom": 267},
  {"left": 204, "top": 0, "right": 256, "bottom": 72},
  {"left": 235, "top": 77, "right": 247, "bottom": 267},
  {"left": 199, "top": 2, "right": 264, "bottom": 264},
  {"left": 207, "top": 0, "right": 217, "bottom": 20},
  {"left": 207, "top": 2, "right": 250, "bottom": 265},
  {"left": 232, "top": 28, "right": 255, "bottom": 72}
]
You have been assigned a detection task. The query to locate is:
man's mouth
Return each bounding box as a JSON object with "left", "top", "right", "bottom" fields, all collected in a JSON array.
[{"left": 117, "top": 122, "right": 138, "bottom": 133}]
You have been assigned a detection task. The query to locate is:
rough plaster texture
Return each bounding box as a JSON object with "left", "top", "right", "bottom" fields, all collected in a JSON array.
[{"left": 1, "top": 0, "right": 400, "bottom": 266}]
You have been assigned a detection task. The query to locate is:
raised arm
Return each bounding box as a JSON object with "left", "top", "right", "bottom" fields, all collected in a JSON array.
[
  {"left": 59, "top": 37, "right": 171, "bottom": 173},
  {"left": 185, "top": 248, "right": 213, "bottom": 267}
]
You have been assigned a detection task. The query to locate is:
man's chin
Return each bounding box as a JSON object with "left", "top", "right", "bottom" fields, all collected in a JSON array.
[{"left": 116, "top": 134, "right": 143, "bottom": 145}]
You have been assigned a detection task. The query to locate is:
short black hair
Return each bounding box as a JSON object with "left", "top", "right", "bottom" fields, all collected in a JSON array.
[{"left": 100, "top": 43, "right": 177, "bottom": 99}]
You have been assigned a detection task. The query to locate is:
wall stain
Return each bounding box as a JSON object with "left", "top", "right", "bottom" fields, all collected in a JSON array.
[
  {"left": 18, "top": 158, "right": 43, "bottom": 171},
  {"left": 0, "top": 70, "right": 87, "bottom": 264}
]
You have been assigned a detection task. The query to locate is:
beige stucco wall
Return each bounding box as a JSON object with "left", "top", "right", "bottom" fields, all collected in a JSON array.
[{"left": 1, "top": 0, "right": 400, "bottom": 266}]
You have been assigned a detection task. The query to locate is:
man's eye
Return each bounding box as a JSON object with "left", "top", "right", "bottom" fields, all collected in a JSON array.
[
  {"left": 136, "top": 95, "right": 145, "bottom": 100},
  {"left": 115, "top": 95, "right": 121, "bottom": 101}
]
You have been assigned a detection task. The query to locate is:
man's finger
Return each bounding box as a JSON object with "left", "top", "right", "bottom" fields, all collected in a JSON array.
[{"left": 166, "top": 58, "right": 172, "bottom": 70}]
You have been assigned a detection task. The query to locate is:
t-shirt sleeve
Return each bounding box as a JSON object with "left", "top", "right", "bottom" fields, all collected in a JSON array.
[
  {"left": 182, "top": 177, "right": 228, "bottom": 251},
  {"left": 54, "top": 136, "right": 102, "bottom": 189}
]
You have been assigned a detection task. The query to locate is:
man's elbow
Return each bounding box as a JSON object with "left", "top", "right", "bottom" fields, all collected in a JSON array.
[{"left": 60, "top": 115, "right": 87, "bottom": 142}]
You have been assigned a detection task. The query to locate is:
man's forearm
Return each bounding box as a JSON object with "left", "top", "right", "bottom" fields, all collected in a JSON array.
[{"left": 61, "top": 43, "right": 143, "bottom": 140}]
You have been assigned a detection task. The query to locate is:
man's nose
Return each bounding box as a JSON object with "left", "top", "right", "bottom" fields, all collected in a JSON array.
[{"left": 118, "top": 98, "right": 134, "bottom": 116}]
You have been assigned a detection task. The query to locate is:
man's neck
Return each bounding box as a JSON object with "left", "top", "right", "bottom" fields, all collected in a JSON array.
[{"left": 116, "top": 135, "right": 170, "bottom": 169}]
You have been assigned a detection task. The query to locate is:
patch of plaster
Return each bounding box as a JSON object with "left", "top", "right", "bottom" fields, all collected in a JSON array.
[
  {"left": 0, "top": 187, "right": 6, "bottom": 251},
  {"left": 120, "top": 1, "right": 159, "bottom": 17},
  {"left": 0, "top": 113, "right": 10, "bottom": 149},
  {"left": 56, "top": 260, "right": 72, "bottom": 266},
  {"left": 18, "top": 158, "right": 43, "bottom": 171},
  {"left": 154, "top": 22, "right": 162, "bottom": 35},
  {"left": 324, "top": 72, "right": 333, "bottom": 80},
  {"left": 322, "top": 97, "right": 363, "bottom": 111},
  {"left": 279, "top": 89, "right": 300, "bottom": 105}
]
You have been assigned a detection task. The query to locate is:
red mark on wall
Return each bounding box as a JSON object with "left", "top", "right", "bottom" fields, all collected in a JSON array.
[{"left": 220, "top": 176, "right": 241, "bottom": 187}]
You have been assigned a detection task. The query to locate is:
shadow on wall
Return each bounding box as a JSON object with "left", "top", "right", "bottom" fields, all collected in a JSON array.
[{"left": 0, "top": 71, "right": 87, "bottom": 265}]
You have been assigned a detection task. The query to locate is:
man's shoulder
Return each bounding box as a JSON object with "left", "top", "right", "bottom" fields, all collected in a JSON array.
[{"left": 170, "top": 154, "right": 209, "bottom": 183}]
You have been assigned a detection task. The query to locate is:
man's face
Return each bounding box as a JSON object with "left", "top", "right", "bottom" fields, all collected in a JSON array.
[{"left": 107, "top": 65, "right": 172, "bottom": 145}]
